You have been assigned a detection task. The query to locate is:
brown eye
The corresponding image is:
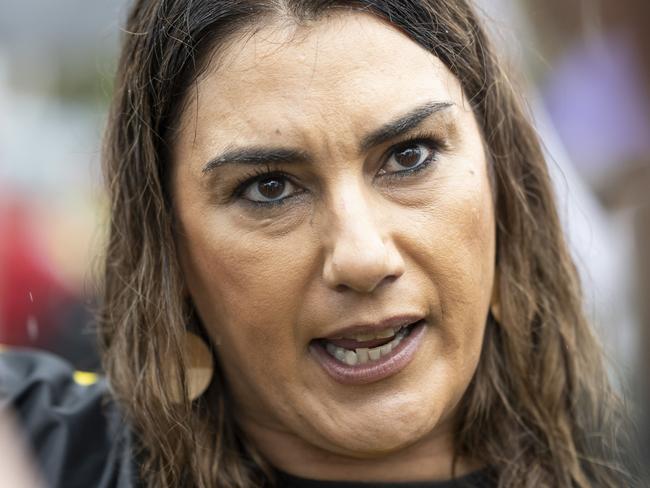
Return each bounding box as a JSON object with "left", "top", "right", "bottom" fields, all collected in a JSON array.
[
  {"left": 258, "top": 177, "right": 285, "bottom": 199},
  {"left": 378, "top": 140, "right": 438, "bottom": 177},
  {"left": 394, "top": 146, "right": 423, "bottom": 168},
  {"left": 241, "top": 174, "right": 300, "bottom": 204}
]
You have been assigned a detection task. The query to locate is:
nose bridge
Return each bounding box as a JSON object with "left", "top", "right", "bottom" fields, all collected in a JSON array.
[{"left": 322, "top": 179, "right": 404, "bottom": 293}]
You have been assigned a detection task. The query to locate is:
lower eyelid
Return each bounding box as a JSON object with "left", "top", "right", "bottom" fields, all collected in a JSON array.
[
  {"left": 237, "top": 172, "right": 300, "bottom": 202},
  {"left": 383, "top": 154, "right": 437, "bottom": 180},
  {"left": 242, "top": 189, "right": 308, "bottom": 209}
]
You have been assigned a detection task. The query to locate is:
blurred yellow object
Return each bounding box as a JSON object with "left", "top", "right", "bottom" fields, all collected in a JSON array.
[{"left": 73, "top": 371, "right": 98, "bottom": 386}]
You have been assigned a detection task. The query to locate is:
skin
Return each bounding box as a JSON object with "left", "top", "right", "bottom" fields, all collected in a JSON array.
[{"left": 172, "top": 11, "right": 495, "bottom": 482}]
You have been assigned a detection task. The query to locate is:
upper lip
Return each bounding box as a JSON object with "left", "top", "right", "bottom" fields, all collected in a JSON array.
[{"left": 318, "top": 314, "right": 425, "bottom": 340}]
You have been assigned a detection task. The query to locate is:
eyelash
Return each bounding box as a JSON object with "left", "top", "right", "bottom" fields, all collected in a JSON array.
[
  {"left": 232, "top": 165, "right": 300, "bottom": 208},
  {"left": 231, "top": 132, "right": 445, "bottom": 209},
  {"left": 379, "top": 132, "right": 444, "bottom": 181}
]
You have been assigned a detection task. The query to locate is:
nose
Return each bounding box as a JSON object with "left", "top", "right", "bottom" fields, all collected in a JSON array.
[{"left": 322, "top": 185, "right": 405, "bottom": 293}]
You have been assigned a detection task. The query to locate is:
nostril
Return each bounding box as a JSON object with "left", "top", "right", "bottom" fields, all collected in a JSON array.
[
  {"left": 333, "top": 274, "right": 399, "bottom": 294},
  {"left": 382, "top": 274, "right": 400, "bottom": 284}
]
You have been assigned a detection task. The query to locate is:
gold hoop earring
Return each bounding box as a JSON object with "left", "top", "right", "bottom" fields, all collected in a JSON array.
[
  {"left": 490, "top": 272, "right": 501, "bottom": 323},
  {"left": 490, "top": 302, "right": 501, "bottom": 324},
  {"left": 169, "top": 332, "right": 214, "bottom": 402}
]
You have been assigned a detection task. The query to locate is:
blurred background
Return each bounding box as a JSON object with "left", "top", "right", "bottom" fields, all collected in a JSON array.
[
  {"left": 0, "top": 1, "right": 131, "bottom": 371},
  {"left": 0, "top": 0, "right": 648, "bottom": 411}
]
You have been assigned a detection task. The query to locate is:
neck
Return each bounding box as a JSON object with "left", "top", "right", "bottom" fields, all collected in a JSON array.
[{"left": 241, "top": 418, "right": 480, "bottom": 483}]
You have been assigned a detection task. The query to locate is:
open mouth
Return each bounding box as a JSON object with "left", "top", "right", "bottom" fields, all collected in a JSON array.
[
  {"left": 309, "top": 318, "right": 426, "bottom": 384},
  {"left": 313, "top": 320, "right": 423, "bottom": 366}
]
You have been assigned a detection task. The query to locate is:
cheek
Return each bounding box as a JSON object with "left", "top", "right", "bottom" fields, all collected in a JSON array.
[
  {"left": 405, "top": 159, "right": 495, "bottom": 358},
  {"left": 177, "top": 211, "right": 315, "bottom": 362}
]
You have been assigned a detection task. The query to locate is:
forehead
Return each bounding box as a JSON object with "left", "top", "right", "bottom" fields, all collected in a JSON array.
[{"left": 175, "top": 11, "right": 466, "bottom": 157}]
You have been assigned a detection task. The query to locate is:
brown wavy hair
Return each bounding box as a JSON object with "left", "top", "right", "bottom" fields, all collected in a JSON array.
[{"left": 100, "top": 1, "right": 634, "bottom": 486}]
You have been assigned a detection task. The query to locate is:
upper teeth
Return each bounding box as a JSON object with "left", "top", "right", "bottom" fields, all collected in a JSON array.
[
  {"left": 334, "top": 326, "right": 402, "bottom": 342},
  {"left": 325, "top": 327, "right": 409, "bottom": 366}
]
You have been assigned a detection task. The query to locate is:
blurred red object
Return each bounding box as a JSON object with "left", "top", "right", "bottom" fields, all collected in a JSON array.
[{"left": 0, "top": 196, "right": 74, "bottom": 347}]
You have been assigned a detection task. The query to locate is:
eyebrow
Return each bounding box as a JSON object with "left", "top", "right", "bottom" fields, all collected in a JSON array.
[
  {"left": 201, "top": 100, "right": 453, "bottom": 174},
  {"left": 202, "top": 147, "right": 310, "bottom": 174},
  {"left": 359, "top": 100, "right": 453, "bottom": 153}
]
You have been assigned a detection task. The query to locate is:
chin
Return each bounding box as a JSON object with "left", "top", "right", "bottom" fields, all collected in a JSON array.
[{"left": 310, "top": 398, "right": 444, "bottom": 458}]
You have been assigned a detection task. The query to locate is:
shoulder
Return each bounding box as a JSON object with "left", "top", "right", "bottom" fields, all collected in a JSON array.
[{"left": 0, "top": 347, "right": 139, "bottom": 488}]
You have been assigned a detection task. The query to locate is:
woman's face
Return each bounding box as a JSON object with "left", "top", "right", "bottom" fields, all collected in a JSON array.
[{"left": 172, "top": 11, "right": 495, "bottom": 470}]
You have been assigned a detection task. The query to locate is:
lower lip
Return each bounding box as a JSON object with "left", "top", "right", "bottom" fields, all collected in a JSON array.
[{"left": 309, "top": 321, "right": 427, "bottom": 385}]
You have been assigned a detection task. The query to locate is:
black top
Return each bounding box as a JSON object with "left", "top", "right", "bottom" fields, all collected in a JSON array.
[
  {"left": 0, "top": 348, "right": 136, "bottom": 487},
  {"left": 274, "top": 470, "right": 494, "bottom": 488},
  {"left": 0, "top": 348, "right": 495, "bottom": 487}
]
